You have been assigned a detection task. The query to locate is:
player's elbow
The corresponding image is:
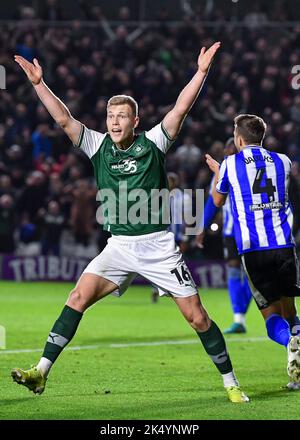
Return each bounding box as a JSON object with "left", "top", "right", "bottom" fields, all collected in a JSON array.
[
  {"left": 56, "top": 109, "right": 73, "bottom": 129},
  {"left": 213, "top": 194, "right": 225, "bottom": 207},
  {"left": 57, "top": 116, "right": 71, "bottom": 129},
  {"left": 213, "top": 199, "right": 224, "bottom": 208}
]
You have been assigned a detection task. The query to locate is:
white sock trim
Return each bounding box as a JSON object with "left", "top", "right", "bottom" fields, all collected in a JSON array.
[
  {"left": 37, "top": 357, "right": 53, "bottom": 377},
  {"left": 234, "top": 313, "right": 246, "bottom": 326},
  {"left": 222, "top": 370, "right": 239, "bottom": 388}
]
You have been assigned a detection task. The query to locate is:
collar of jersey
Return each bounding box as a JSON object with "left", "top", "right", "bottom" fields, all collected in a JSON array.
[
  {"left": 112, "top": 134, "right": 138, "bottom": 153},
  {"left": 243, "top": 144, "right": 262, "bottom": 150}
]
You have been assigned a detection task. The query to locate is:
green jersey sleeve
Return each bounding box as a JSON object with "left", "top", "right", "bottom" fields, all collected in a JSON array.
[
  {"left": 145, "top": 123, "right": 175, "bottom": 154},
  {"left": 74, "top": 124, "right": 107, "bottom": 159}
]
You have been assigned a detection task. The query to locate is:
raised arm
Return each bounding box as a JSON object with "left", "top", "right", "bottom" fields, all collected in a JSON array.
[
  {"left": 14, "top": 56, "right": 81, "bottom": 145},
  {"left": 162, "top": 42, "right": 220, "bottom": 140}
]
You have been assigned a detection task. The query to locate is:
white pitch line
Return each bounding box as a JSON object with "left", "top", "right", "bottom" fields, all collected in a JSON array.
[{"left": 0, "top": 336, "right": 269, "bottom": 355}]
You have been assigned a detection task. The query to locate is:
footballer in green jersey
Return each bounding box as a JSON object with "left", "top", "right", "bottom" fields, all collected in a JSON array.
[{"left": 13, "top": 43, "right": 248, "bottom": 403}]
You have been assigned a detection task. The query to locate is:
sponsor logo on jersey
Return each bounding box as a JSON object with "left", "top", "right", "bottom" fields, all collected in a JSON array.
[
  {"left": 134, "top": 145, "right": 143, "bottom": 153},
  {"left": 111, "top": 157, "right": 137, "bottom": 174},
  {"left": 250, "top": 201, "right": 283, "bottom": 211}
]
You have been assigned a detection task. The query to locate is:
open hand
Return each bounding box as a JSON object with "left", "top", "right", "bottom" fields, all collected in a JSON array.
[
  {"left": 14, "top": 56, "right": 43, "bottom": 85},
  {"left": 198, "top": 42, "right": 221, "bottom": 74},
  {"left": 205, "top": 154, "right": 220, "bottom": 173}
]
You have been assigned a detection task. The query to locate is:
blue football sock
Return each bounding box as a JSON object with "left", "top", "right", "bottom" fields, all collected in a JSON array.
[
  {"left": 265, "top": 314, "right": 291, "bottom": 347},
  {"left": 228, "top": 267, "right": 248, "bottom": 314}
]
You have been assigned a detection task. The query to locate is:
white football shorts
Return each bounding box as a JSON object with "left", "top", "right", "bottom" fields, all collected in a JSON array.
[{"left": 82, "top": 230, "right": 198, "bottom": 298}]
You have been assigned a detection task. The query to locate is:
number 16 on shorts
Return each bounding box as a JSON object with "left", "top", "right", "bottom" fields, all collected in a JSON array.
[{"left": 171, "top": 263, "right": 193, "bottom": 286}]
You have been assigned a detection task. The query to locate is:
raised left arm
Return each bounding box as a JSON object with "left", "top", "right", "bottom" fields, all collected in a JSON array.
[{"left": 162, "top": 42, "right": 220, "bottom": 140}]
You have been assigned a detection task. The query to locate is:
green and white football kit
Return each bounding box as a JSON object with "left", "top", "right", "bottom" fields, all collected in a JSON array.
[{"left": 76, "top": 123, "right": 198, "bottom": 297}]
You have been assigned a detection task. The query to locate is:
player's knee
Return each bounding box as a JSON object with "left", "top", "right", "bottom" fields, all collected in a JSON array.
[
  {"left": 189, "top": 310, "right": 210, "bottom": 332},
  {"left": 67, "top": 288, "right": 86, "bottom": 309}
]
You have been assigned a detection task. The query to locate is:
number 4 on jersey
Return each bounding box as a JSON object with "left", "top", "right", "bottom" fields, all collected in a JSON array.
[{"left": 252, "top": 168, "right": 276, "bottom": 202}]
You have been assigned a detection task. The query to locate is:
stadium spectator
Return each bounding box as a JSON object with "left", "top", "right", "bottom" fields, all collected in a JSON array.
[
  {"left": 31, "top": 124, "right": 53, "bottom": 161},
  {"left": 174, "top": 136, "right": 202, "bottom": 179},
  {"left": 37, "top": 0, "right": 64, "bottom": 21},
  {"left": 0, "top": 175, "right": 15, "bottom": 197},
  {"left": 70, "top": 179, "right": 96, "bottom": 247},
  {"left": 15, "top": 33, "right": 38, "bottom": 62},
  {"left": 0, "top": 194, "right": 15, "bottom": 253},
  {"left": 0, "top": 7, "right": 299, "bottom": 259},
  {"left": 39, "top": 200, "right": 65, "bottom": 256},
  {"left": 18, "top": 171, "right": 48, "bottom": 222},
  {"left": 17, "top": 213, "right": 40, "bottom": 256}
]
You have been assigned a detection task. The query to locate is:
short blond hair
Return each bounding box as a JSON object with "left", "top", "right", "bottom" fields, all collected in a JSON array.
[{"left": 107, "top": 95, "right": 138, "bottom": 116}]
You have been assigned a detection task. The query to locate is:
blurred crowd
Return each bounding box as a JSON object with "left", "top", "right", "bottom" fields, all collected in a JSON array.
[{"left": 1, "top": 1, "right": 300, "bottom": 258}]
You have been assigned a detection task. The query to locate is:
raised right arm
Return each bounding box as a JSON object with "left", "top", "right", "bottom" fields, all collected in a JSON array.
[{"left": 14, "top": 56, "right": 81, "bottom": 145}]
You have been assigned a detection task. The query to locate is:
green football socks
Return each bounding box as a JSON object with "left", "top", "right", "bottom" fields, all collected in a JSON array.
[
  {"left": 197, "top": 320, "right": 233, "bottom": 374},
  {"left": 42, "top": 305, "right": 83, "bottom": 363}
]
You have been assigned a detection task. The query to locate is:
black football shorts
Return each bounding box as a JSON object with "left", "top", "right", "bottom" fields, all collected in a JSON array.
[{"left": 241, "top": 247, "right": 300, "bottom": 310}]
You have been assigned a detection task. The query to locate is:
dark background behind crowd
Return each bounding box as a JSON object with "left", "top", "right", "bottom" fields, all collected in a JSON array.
[{"left": 1, "top": 0, "right": 300, "bottom": 260}]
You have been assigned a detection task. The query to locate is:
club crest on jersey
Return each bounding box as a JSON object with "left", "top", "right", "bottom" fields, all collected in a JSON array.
[
  {"left": 111, "top": 157, "right": 137, "bottom": 174},
  {"left": 134, "top": 145, "right": 143, "bottom": 153}
]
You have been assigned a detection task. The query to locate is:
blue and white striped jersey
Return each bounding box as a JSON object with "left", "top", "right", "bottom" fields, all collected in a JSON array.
[
  {"left": 216, "top": 146, "right": 295, "bottom": 254},
  {"left": 169, "top": 189, "right": 192, "bottom": 243},
  {"left": 222, "top": 197, "right": 234, "bottom": 237},
  {"left": 207, "top": 177, "right": 234, "bottom": 237}
]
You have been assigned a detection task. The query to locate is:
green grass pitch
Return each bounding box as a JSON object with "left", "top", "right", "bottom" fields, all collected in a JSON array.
[{"left": 0, "top": 281, "right": 299, "bottom": 420}]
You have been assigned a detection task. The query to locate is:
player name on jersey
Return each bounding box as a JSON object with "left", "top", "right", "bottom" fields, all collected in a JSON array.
[{"left": 243, "top": 154, "right": 274, "bottom": 164}]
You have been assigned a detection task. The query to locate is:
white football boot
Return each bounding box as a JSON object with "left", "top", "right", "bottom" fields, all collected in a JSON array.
[{"left": 287, "top": 335, "right": 300, "bottom": 383}]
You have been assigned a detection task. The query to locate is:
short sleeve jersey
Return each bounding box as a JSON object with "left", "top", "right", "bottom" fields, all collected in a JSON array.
[
  {"left": 216, "top": 146, "right": 294, "bottom": 254},
  {"left": 75, "top": 123, "right": 174, "bottom": 235}
]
